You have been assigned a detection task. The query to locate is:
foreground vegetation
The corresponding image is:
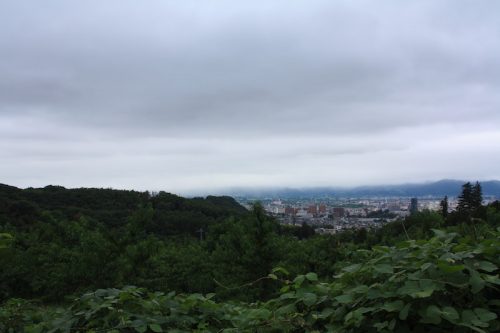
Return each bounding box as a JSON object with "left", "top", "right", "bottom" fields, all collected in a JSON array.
[{"left": 1, "top": 183, "right": 499, "bottom": 332}]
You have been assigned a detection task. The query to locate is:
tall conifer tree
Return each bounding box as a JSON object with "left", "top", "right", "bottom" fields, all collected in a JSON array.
[
  {"left": 457, "top": 182, "right": 473, "bottom": 214},
  {"left": 471, "top": 181, "right": 483, "bottom": 210},
  {"left": 440, "top": 196, "right": 448, "bottom": 218}
]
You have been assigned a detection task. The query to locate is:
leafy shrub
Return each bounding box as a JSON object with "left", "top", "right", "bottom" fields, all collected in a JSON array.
[
  {"left": 267, "top": 229, "right": 500, "bottom": 332},
  {"left": 2, "top": 229, "right": 499, "bottom": 332}
]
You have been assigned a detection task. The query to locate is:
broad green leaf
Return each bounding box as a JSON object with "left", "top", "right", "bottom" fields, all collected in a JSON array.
[
  {"left": 272, "top": 267, "right": 290, "bottom": 276},
  {"left": 461, "top": 310, "right": 489, "bottom": 328},
  {"left": 280, "top": 292, "right": 296, "bottom": 300},
  {"left": 420, "top": 262, "right": 432, "bottom": 271},
  {"left": 419, "top": 305, "right": 441, "bottom": 324},
  {"left": 345, "top": 307, "right": 373, "bottom": 325},
  {"left": 414, "top": 289, "right": 435, "bottom": 298},
  {"left": 473, "top": 308, "right": 497, "bottom": 322},
  {"left": 248, "top": 308, "right": 272, "bottom": 320},
  {"left": 349, "top": 284, "right": 369, "bottom": 294},
  {"left": 135, "top": 326, "right": 147, "bottom": 333},
  {"left": 374, "top": 264, "right": 393, "bottom": 274},
  {"left": 293, "top": 275, "right": 305, "bottom": 286},
  {"left": 382, "top": 300, "right": 404, "bottom": 312},
  {"left": 275, "top": 303, "right": 296, "bottom": 316},
  {"left": 476, "top": 261, "right": 497, "bottom": 272},
  {"left": 373, "top": 321, "right": 388, "bottom": 331},
  {"left": 318, "top": 307, "right": 335, "bottom": 319},
  {"left": 280, "top": 285, "right": 290, "bottom": 293},
  {"left": 399, "top": 280, "right": 436, "bottom": 298},
  {"left": 302, "top": 292, "right": 318, "bottom": 306},
  {"left": 268, "top": 273, "right": 278, "bottom": 280},
  {"left": 306, "top": 272, "right": 318, "bottom": 281},
  {"left": 441, "top": 306, "right": 459, "bottom": 323},
  {"left": 483, "top": 274, "right": 500, "bottom": 285},
  {"left": 469, "top": 270, "right": 485, "bottom": 293},
  {"left": 399, "top": 303, "right": 411, "bottom": 320},
  {"left": 366, "top": 288, "right": 383, "bottom": 300},
  {"left": 462, "top": 309, "right": 478, "bottom": 324},
  {"left": 432, "top": 229, "right": 448, "bottom": 238},
  {"left": 398, "top": 281, "right": 419, "bottom": 296},
  {"left": 342, "top": 263, "right": 362, "bottom": 273},
  {"left": 149, "top": 324, "right": 163, "bottom": 332},
  {"left": 335, "top": 294, "right": 354, "bottom": 304}
]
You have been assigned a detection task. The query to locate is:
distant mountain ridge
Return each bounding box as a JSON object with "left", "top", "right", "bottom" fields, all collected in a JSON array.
[{"left": 226, "top": 180, "right": 500, "bottom": 198}]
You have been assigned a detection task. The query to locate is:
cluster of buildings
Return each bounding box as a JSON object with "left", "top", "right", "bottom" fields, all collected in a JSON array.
[{"left": 237, "top": 196, "right": 466, "bottom": 235}]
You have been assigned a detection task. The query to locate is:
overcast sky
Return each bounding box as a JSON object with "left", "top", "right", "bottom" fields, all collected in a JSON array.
[{"left": 1, "top": 1, "right": 500, "bottom": 194}]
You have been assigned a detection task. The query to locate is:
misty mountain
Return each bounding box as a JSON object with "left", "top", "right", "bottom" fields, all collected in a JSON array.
[{"left": 227, "top": 180, "right": 500, "bottom": 198}]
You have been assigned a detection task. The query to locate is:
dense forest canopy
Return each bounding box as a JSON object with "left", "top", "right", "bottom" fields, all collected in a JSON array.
[{"left": 0, "top": 182, "right": 499, "bottom": 332}]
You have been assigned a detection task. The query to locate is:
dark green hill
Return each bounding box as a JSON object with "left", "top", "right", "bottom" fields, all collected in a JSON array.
[{"left": 0, "top": 183, "right": 247, "bottom": 232}]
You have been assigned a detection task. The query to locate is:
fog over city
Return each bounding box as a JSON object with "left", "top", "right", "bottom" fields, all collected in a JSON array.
[{"left": 1, "top": 1, "right": 500, "bottom": 194}]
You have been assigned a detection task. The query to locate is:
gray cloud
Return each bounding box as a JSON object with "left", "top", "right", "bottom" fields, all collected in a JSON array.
[{"left": 1, "top": 0, "right": 500, "bottom": 192}]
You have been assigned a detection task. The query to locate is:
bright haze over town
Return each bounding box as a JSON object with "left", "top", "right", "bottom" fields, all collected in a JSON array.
[{"left": 1, "top": 0, "right": 500, "bottom": 194}]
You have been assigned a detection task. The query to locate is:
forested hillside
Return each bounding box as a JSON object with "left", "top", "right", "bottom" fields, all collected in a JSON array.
[{"left": 1, "top": 183, "right": 499, "bottom": 332}]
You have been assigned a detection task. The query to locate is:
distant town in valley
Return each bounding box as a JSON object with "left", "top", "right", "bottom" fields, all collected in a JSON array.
[{"left": 233, "top": 179, "right": 500, "bottom": 234}]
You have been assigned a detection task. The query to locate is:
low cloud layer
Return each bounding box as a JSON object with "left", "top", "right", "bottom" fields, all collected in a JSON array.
[{"left": 1, "top": 1, "right": 500, "bottom": 194}]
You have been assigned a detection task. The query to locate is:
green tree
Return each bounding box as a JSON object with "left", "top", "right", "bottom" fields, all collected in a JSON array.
[
  {"left": 457, "top": 181, "right": 484, "bottom": 220},
  {"left": 295, "top": 222, "right": 315, "bottom": 239},
  {"left": 457, "top": 182, "right": 473, "bottom": 214},
  {"left": 440, "top": 195, "right": 448, "bottom": 218},
  {"left": 210, "top": 203, "right": 282, "bottom": 300},
  {"left": 471, "top": 181, "right": 483, "bottom": 210}
]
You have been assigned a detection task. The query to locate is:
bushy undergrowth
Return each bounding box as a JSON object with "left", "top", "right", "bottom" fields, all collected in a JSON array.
[{"left": 2, "top": 229, "right": 499, "bottom": 333}]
